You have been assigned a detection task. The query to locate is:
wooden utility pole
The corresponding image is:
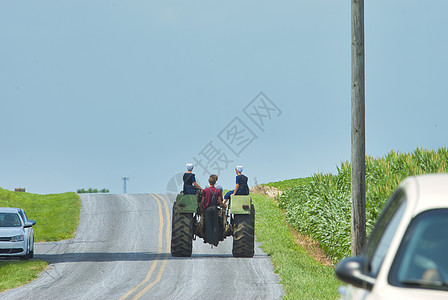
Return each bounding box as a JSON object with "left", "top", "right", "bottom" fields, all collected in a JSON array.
[{"left": 351, "top": 0, "right": 366, "bottom": 256}]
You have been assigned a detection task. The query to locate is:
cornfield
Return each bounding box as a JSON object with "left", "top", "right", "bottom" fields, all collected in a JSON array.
[{"left": 276, "top": 147, "right": 448, "bottom": 262}]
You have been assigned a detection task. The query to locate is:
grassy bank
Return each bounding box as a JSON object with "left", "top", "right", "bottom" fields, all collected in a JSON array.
[
  {"left": 253, "top": 193, "right": 340, "bottom": 299},
  {"left": 0, "top": 188, "right": 81, "bottom": 241},
  {"left": 0, "top": 188, "right": 81, "bottom": 293},
  {"left": 267, "top": 147, "right": 448, "bottom": 262}
]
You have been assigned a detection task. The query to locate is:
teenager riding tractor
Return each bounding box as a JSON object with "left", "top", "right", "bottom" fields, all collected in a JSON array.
[{"left": 171, "top": 165, "right": 254, "bottom": 257}]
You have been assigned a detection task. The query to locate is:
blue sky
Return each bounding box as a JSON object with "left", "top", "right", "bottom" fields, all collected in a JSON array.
[{"left": 1, "top": 1, "right": 447, "bottom": 194}]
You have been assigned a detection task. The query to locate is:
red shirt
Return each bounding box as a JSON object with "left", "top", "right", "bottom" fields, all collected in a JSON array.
[{"left": 202, "top": 187, "right": 222, "bottom": 208}]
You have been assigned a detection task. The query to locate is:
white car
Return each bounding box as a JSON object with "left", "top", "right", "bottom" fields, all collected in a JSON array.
[
  {"left": 336, "top": 174, "right": 448, "bottom": 299},
  {"left": 0, "top": 207, "right": 36, "bottom": 260}
]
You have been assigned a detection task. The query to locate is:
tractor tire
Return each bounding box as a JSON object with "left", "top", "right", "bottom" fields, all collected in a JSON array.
[
  {"left": 171, "top": 202, "right": 194, "bottom": 257},
  {"left": 232, "top": 204, "right": 255, "bottom": 258}
]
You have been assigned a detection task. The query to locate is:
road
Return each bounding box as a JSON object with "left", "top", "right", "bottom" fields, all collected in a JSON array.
[{"left": 1, "top": 194, "right": 284, "bottom": 299}]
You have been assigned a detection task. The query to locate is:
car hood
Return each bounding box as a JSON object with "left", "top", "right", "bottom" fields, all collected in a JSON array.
[{"left": 0, "top": 227, "right": 24, "bottom": 237}]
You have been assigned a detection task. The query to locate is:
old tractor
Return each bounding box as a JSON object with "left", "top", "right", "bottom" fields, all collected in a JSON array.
[{"left": 170, "top": 193, "right": 255, "bottom": 257}]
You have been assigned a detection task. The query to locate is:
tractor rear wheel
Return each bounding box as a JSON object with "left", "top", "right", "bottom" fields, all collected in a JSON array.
[
  {"left": 171, "top": 202, "right": 194, "bottom": 257},
  {"left": 232, "top": 204, "right": 255, "bottom": 257}
]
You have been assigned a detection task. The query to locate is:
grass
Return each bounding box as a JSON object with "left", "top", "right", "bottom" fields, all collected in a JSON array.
[
  {"left": 0, "top": 188, "right": 81, "bottom": 293},
  {"left": 0, "top": 188, "right": 81, "bottom": 241},
  {"left": 0, "top": 260, "right": 48, "bottom": 291},
  {"left": 253, "top": 193, "right": 341, "bottom": 299}
]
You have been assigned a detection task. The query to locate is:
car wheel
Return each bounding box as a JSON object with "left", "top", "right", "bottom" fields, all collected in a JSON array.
[
  {"left": 19, "top": 253, "right": 30, "bottom": 260},
  {"left": 30, "top": 236, "right": 34, "bottom": 259},
  {"left": 20, "top": 243, "right": 31, "bottom": 260}
]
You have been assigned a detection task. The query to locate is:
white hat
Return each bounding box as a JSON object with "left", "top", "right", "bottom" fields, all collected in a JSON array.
[
  {"left": 186, "top": 163, "right": 194, "bottom": 171},
  {"left": 236, "top": 165, "right": 243, "bottom": 173}
]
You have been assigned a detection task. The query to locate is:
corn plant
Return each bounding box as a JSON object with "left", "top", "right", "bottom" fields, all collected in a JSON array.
[{"left": 272, "top": 147, "right": 448, "bottom": 262}]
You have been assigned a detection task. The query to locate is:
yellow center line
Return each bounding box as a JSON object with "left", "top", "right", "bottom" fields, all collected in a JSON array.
[
  {"left": 120, "top": 193, "right": 167, "bottom": 300},
  {"left": 132, "top": 194, "right": 171, "bottom": 299}
]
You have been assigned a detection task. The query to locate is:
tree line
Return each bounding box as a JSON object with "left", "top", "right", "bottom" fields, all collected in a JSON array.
[{"left": 76, "top": 188, "right": 110, "bottom": 194}]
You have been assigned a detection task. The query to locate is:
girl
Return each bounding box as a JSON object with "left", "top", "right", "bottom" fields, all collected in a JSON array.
[
  {"left": 224, "top": 165, "right": 249, "bottom": 204},
  {"left": 183, "top": 163, "right": 202, "bottom": 194}
]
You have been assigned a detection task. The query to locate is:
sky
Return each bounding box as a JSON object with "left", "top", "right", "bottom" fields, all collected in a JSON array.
[{"left": 1, "top": 1, "right": 447, "bottom": 195}]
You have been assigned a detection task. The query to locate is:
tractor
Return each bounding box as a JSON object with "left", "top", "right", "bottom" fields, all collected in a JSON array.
[{"left": 170, "top": 192, "right": 255, "bottom": 257}]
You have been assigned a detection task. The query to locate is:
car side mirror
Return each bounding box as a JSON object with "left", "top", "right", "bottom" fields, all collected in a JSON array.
[
  {"left": 335, "top": 256, "right": 375, "bottom": 291},
  {"left": 24, "top": 221, "right": 36, "bottom": 228}
]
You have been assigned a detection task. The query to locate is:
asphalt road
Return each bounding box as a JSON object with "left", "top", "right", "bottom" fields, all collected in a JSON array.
[{"left": 1, "top": 194, "right": 284, "bottom": 300}]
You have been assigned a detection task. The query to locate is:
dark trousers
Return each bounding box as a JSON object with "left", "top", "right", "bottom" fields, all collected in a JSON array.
[
  {"left": 204, "top": 206, "right": 219, "bottom": 246},
  {"left": 224, "top": 190, "right": 234, "bottom": 200}
]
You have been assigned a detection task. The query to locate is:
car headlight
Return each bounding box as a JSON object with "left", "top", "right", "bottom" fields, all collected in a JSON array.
[{"left": 11, "top": 235, "right": 24, "bottom": 242}]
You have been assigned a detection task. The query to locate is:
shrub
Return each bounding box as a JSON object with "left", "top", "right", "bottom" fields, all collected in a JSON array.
[{"left": 77, "top": 188, "right": 110, "bottom": 194}]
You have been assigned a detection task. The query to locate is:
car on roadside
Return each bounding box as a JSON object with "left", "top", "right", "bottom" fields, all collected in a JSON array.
[
  {"left": 0, "top": 207, "right": 36, "bottom": 260},
  {"left": 336, "top": 174, "right": 448, "bottom": 299}
]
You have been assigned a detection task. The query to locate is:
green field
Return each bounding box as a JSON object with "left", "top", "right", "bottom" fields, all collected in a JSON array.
[
  {"left": 265, "top": 147, "right": 448, "bottom": 262},
  {"left": 263, "top": 177, "right": 313, "bottom": 191},
  {"left": 0, "top": 188, "right": 81, "bottom": 292}
]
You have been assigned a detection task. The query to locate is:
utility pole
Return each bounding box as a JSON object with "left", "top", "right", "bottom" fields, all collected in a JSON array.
[
  {"left": 122, "top": 177, "right": 129, "bottom": 194},
  {"left": 351, "top": 0, "right": 366, "bottom": 256}
]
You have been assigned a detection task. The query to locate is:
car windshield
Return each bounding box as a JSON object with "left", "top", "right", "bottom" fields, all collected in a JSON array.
[
  {"left": 364, "top": 189, "right": 407, "bottom": 277},
  {"left": 0, "top": 213, "right": 22, "bottom": 227},
  {"left": 389, "top": 209, "right": 448, "bottom": 291}
]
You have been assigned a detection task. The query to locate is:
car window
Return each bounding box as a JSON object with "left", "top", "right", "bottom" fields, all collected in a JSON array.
[
  {"left": 364, "top": 189, "right": 407, "bottom": 277},
  {"left": 0, "top": 213, "right": 22, "bottom": 227},
  {"left": 18, "top": 210, "right": 27, "bottom": 223},
  {"left": 389, "top": 209, "right": 448, "bottom": 291}
]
